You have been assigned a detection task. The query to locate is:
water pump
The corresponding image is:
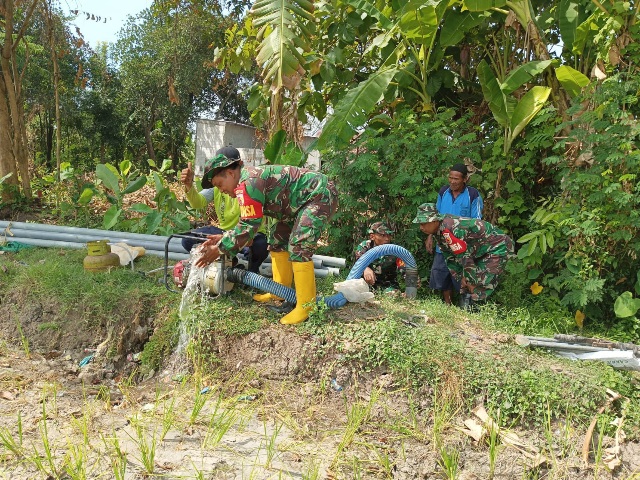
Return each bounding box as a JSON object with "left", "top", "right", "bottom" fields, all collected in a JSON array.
[{"left": 164, "top": 231, "right": 235, "bottom": 296}]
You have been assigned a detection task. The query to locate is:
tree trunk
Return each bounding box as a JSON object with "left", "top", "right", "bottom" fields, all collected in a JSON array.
[
  {"left": 52, "top": 47, "right": 62, "bottom": 180},
  {"left": 45, "top": 0, "right": 62, "bottom": 180},
  {"left": 0, "top": 75, "right": 19, "bottom": 200},
  {"left": 46, "top": 121, "right": 53, "bottom": 167},
  {"left": 144, "top": 124, "right": 157, "bottom": 163},
  {"left": 0, "top": 0, "right": 38, "bottom": 199}
]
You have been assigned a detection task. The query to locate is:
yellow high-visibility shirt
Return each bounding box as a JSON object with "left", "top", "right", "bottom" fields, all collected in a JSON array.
[{"left": 185, "top": 186, "right": 267, "bottom": 233}]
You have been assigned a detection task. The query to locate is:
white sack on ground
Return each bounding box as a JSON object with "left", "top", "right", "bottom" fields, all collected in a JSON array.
[
  {"left": 333, "top": 278, "right": 375, "bottom": 303},
  {"left": 110, "top": 242, "right": 145, "bottom": 266}
]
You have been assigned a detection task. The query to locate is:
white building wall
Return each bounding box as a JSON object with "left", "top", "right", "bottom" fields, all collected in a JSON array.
[{"left": 195, "top": 119, "right": 320, "bottom": 175}]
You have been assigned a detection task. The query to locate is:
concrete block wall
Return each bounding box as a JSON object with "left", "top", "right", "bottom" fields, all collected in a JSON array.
[{"left": 195, "top": 119, "right": 320, "bottom": 175}]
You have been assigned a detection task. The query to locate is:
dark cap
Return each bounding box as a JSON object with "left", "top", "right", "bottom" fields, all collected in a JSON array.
[
  {"left": 450, "top": 163, "right": 468, "bottom": 176},
  {"left": 367, "top": 221, "right": 393, "bottom": 235},
  {"left": 201, "top": 146, "right": 241, "bottom": 188}
]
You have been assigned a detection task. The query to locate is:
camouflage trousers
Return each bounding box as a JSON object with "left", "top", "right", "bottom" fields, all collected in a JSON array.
[
  {"left": 269, "top": 182, "right": 338, "bottom": 262},
  {"left": 464, "top": 253, "right": 508, "bottom": 301},
  {"left": 448, "top": 240, "right": 513, "bottom": 301}
]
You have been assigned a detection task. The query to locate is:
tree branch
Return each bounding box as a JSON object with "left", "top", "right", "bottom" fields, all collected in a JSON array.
[{"left": 12, "top": 0, "right": 40, "bottom": 51}]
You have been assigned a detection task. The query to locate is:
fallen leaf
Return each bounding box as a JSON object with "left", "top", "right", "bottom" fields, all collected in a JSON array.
[
  {"left": 461, "top": 418, "right": 484, "bottom": 441},
  {"left": 575, "top": 310, "right": 585, "bottom": 328},
  {"left": 603, "top": 455, "right": 621, "bottom": 471},
  {"left": 1, "top": 391, "right": 15, "bottom": 400}
]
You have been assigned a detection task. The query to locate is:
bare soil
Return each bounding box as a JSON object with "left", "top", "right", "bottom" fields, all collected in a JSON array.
[{"left": 0, "top": 286, "right": 639, "bottom": 479}]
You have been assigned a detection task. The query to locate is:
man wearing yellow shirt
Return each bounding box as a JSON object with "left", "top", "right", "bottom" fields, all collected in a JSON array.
[{"left": 180, "top": 147, "right": 268, "bottom": 274}]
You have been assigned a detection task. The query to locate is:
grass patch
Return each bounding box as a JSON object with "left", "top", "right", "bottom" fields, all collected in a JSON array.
[
  {"left": 0, "top": 248, "right": 170, "bottom": 320},
  {"left": 300, "top": 295, "right": 640, "bottom": 436},
  {"left": 189, "top": 292, "right": 267, "bottom": 336},
  {"left": 139, "top": 310, "right": 181, "bottom": 371}
]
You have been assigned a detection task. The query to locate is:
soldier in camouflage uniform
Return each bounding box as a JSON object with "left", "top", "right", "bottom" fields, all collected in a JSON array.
[
  {"left": 194, "top": 151, "right": 338, "bottom": 325},
  {"left": 354, "top": 221, "right": 405, "bottom": 292},
  {"left": 413, "top": 203, "right": 513, "bottom": 302}
]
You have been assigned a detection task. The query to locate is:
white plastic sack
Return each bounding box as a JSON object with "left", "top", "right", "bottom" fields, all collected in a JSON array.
[
  {"left": 110, "top": 242, "right": 145, "bottom": 266},
  {"left": 333, "top": 278, "right": 375, "bottom": 303}
]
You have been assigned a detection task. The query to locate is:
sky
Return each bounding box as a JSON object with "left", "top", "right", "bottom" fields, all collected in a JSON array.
[{"left": 65, "top": 0, "right": 153, "bottom": 47}]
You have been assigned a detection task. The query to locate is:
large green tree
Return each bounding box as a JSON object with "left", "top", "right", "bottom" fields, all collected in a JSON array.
[{"left": 115, "top": 0, "right": 254, "bottom": 168}]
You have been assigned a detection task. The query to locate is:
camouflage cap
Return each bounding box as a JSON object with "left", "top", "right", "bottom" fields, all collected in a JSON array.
[
  {"left": 201, "top": 146, "right": 241, "bottom": 188},
  {"left": 412, "top": 203, "right": 441, "bottom": 223},
  {"left": 367, "top": 221, "right": 394, "bottom": 235}
]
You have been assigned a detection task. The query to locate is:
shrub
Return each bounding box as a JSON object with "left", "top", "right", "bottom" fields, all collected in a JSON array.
[
  {"left": 323, "top": 108, "right": 483, "bottom": 277},
  {"left": 517, "top": 73, "right": 640, "bottom": 327}
]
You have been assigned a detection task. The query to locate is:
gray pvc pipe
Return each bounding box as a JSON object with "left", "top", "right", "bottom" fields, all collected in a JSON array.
[
  {"left": 262, "top": 253, "right": 345, "bottom": 268},
  {"left": 311, "top": 254, "right": 346, "bottom": 268},
  {"left": 1, "top": 221, "right": 347, "bottom": 266},
  {"left": 0, "top": 220, "right": 346, "bottom": 268},
  {"left": 0, "top": 220, "right": 177, "bottom": 245},
  {"left": 4, "top": 227, "right": 187, "bottom": 254},
  {"left": 519, "top": 338, "right": 613, "bottom": 353},
  {"left": 326, "top": 267, "right": 341, "bottom": 276},
  {"left": 4, "top": 236, "right": 189, "bottom": 261},
  {"left": 258, "top": 263, "right": 331, "bottom": 278}
]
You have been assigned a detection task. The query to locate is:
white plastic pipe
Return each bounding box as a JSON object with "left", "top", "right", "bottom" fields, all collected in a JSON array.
[
  {"left": 4, "top": 227, "right": 187, "bottom": 254},
  {"left": 4, "top": 236, "right": 189, "bottom": 261}
]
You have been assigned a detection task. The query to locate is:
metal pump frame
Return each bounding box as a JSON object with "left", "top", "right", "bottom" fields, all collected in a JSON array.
[{"left": 163, "top": 231, "right": 232, "bottom": 297}]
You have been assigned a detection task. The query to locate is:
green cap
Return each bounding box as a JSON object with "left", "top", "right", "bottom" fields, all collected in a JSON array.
[
  {"left": 368, "top": 221, "right": 393, "bottom": 235},
  {"left": 412, "top": 203, "right": 441, "bottom": 223},
  {"left": 201, "top": 146, "right": 241, "bottom": 188}
]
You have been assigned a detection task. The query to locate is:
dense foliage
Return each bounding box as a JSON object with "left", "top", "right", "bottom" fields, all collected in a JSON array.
[
  {"left": 323, "top": 108, "right": 483, "bottom": 274},
  {"left": 519, "top": 73, "right": 640, "bottom": 328}
]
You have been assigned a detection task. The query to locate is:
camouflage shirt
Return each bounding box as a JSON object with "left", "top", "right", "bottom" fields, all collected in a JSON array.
[
  {"left": 354, "top": 240, "right": 404, "bottom": 288},
  {"left": 218, "top": 166, "right": 332, "bottom": 256},
  {"left": 435, "top": 216, "right": 513, "bottom": 279}
]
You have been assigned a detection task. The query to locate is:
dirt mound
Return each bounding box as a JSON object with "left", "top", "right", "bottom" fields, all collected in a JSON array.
[
  {"left": 1, "top": 271, "right": 639, "bottom": 479},
  {"left": 212, "top": 325, "right": 328, "bottom": 380},
  {"left": 0, "top": 285, "right": 160, "bottom": 374}
]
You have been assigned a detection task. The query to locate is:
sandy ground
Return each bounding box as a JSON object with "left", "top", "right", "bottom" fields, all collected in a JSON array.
[{"left": 1, "top": 338, "right": 640, "bottom": 479}]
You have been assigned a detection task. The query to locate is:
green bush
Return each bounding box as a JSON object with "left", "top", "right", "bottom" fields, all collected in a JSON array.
[
  {"left": 517, "top": 73, "right": 640, "bottom": 327},
  {"left": 323, "top": 108, "right": 483, "bottom": 277}
]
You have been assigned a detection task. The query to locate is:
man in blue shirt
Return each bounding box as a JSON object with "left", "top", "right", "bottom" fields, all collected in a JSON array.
[{"left": 425, "top": 163, "right": 483, "bottom": 305}]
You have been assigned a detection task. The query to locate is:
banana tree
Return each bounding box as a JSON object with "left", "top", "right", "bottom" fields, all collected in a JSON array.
[
  {"left": 221, "top": 0, "right": 489, "bottom": 151},
  {"left": 317, "top": 0, "right": 454, "bottom": 149},
  {"left": 477, "top": 59, "right": 551, "bottom": 215},
  {"left": 252, "top": 0, "right": 315, "bottom": 142},
  {"left": 478, "top": 59, "right": 551, "bottom": 155},
  {"left": 463, "top": 0, "right": 576, "bottom": 121}
]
